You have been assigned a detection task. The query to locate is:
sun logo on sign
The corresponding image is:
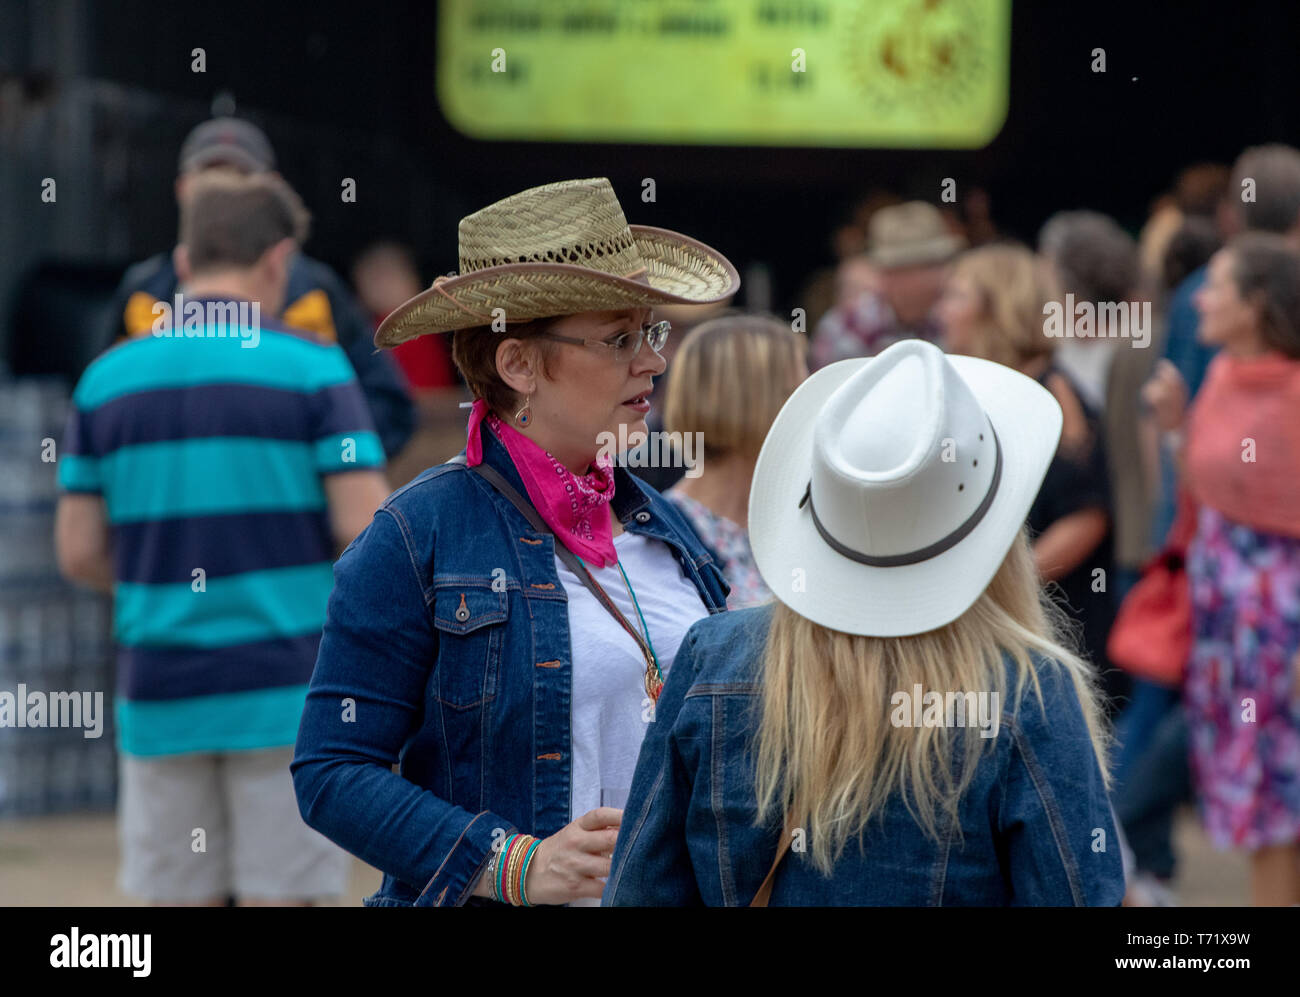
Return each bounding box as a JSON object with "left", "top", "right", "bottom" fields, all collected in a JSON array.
[{"left": 843, "top": 0, "right": 986, "bottom": 116}]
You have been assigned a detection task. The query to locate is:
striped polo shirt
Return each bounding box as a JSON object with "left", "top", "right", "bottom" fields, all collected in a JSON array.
[{"left": 57, "top": 298, "right": 385, "bottom": 756}]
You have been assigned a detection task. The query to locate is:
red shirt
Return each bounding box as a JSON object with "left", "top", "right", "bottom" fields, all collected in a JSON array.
[{"left": 376, "top": 312, "right": 456, "bottom": 390}]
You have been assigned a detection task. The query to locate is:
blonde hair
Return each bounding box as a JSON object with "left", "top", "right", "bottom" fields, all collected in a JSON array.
[
  {"left": 754, "top": 529, "right": 1111, "bottom": 875},
  {"left": 663, "top": 313, "right": 807, "bottom": 461},
  {"left": 952, "top": 245, "right": 1058, "bottom": 370},
  {"left": 956, "top": 246, "right": 1091, "bottom": 455}
]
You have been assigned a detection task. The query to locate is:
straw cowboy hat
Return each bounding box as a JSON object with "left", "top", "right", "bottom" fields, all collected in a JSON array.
[
  {"left": 866, "top": 201, "right": 965, "bottom": 270},
  {"left": 375, "top": 178, "right": 741, "bottom": 347},
  {"left": 748, "top": 338, "right": 1062, "bottom": 637}
]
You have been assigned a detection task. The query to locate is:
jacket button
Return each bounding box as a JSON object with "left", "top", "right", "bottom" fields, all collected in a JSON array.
[
  {"left": 634, "top": 511, "right": 650, "bottom": 524},
  {"left": 455, "top": 593, "right": 470, "bottom": 622}
]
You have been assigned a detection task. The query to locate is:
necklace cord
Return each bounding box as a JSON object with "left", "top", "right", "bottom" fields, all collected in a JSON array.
[{"left": 617, "top": 561, "right": 661, "bottom": 680}]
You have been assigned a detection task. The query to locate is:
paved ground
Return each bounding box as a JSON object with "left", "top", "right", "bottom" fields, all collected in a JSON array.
[{"left": 0, "top": 805, "right": 1247, "bottom": 906}]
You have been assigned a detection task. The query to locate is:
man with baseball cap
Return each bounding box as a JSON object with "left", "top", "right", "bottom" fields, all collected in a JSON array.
[
  {"left": 101, "top": 117, "right": 414, "bottom": 459},
  {"left": 176, "top": 117, "right": 277, "bottom": 174}
]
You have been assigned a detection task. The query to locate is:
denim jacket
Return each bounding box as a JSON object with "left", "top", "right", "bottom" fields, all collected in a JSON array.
[
  {"left": 291, "top": 425, "right": 730, "bottom": 906},
  {"left": 604, "top": 603, "right": 1125, "bottom": 906}
]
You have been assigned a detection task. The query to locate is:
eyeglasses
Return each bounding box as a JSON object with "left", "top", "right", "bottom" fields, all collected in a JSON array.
[{"left": 537, "top": 320, "right": 671, "bottom": 362}]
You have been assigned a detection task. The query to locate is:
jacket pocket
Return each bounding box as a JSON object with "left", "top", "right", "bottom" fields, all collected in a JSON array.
[{"left": 430, "top": 581, "right": 509, "bottom": 709}]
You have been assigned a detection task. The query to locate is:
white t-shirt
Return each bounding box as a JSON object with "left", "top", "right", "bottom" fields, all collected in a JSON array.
[
  {"left": 1054, "top": 338, "right": 1116, "bottom": 413},
  {"left": 559, "top": 530, "right": 709, "bottom": 905}
]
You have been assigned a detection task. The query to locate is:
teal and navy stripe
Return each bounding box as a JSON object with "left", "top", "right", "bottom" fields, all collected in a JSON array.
[
  {"left": 110, "top": 511, "right": 332, "bottom": 584},
  {"left": 116, "top": 636, "right": 323, "bottom": 700},
  {"left": 67, "top": 382, "right": 373, "bottom": 457},
  {"left": 58, "top": 302, "right": 384, "bottom": 756}
]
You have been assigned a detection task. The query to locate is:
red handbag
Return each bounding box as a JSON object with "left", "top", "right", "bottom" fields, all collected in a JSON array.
[{"left": 1107, "top": 490, "right": 1198, "bottom": 688}]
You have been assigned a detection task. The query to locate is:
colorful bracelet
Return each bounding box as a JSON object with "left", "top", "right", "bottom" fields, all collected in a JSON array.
[
  {"left": 487, "top": 832, "right": 542, "bottom": 906},
  {"left": 503, "top": 836, "right": 522, "bottom": 905},
  {"left": 508, "top": 834, "right": 532, "bottom": 906},
  {"left": 494, "top": 834, "right": 512, "bottom": 903},
  {"left": 498, "top": 834, "right": 519, "bottom": 903},
  {"left": 503, "top": 834, "right": 522, "bottom": 905},
  {"left": 518, "top": 837, "right": 543, "bottom": 907}
]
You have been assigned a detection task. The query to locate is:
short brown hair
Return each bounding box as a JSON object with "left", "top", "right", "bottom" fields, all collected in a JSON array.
[
  {"left": 451, "top": 319, "right": 560, "bottom": 415},
  {"left": 1227, "top": 232, "right": 1300, "bottom": 358},
  {"left": 180, "top": 171, "right": 311, "bottom": 275},
  {"left": 663, "top": 311, "right": 807, "bottom": 461}
]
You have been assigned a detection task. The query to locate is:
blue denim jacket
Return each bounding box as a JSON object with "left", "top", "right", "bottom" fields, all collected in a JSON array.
[
  {"left": 291, "top": 425, "right": 730, "bottom": 906},
  {"left": 604, "top": 604, "right": 1125, "bottom": 906}
]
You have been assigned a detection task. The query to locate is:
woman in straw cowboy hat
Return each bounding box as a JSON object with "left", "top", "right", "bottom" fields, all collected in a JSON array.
[
  {"left": 292, "top": 178, "right": 739, "bottom": 906},
  {"left": 604, "top": 338, "right": 1124, "bottom": 905}
]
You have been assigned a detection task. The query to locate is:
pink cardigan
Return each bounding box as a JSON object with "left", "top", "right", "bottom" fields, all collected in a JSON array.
[{"left": 1185, "top": 350, "right": 1300, "bottom": 539}]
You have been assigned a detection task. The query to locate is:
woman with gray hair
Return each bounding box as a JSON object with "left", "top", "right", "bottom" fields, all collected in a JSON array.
[{"left": 1037, "top": 210, "right": 1144, "bottom": 412}]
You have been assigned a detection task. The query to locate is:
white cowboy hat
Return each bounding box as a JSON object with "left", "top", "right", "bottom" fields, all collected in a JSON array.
[
  {"left": 748, "top": 338, "right": 1062, "bottom": 637},
  {"left": 375, "top": 177, "right": 740, "bottom": 347}
]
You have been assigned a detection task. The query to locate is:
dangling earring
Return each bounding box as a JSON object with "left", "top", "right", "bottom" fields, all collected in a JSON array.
[{"left": 514, "top": 394, "right": 533, "bottom": 427}]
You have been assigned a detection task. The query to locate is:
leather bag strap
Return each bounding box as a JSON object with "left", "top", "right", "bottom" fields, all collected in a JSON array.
[
  {"left": 750, "top": 819, "right": 795, "bottom": 907},
  {"left": 448, "top": 454, "right": 654, "bottom": 663},
  {"left": 453, "top": 455, "right": 788, "bottom": 905}
]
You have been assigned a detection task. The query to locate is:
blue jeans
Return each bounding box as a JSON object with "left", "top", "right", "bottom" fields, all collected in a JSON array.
[{"left": 1111, "top": 682, "right": 1190, "bottom": 880}]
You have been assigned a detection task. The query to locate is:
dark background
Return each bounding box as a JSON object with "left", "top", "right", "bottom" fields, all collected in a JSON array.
[{"left": 4, "top": 0, "right": 1300, "bottom": 364}]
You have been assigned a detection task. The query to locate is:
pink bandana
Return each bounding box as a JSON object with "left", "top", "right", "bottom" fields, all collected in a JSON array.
[{"left": 466, "top": 398, "right": 618, "bottom": 568}]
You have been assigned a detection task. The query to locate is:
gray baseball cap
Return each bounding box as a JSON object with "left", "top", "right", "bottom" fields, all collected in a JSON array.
[{"left": 178, "top": 117, "right": 276, "bottom": 174}]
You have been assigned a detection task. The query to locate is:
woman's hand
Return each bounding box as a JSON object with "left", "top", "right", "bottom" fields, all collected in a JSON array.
[
  {"left": 1142, "top": 359, "right": 1189, "bottom": 432},
  {"left": 1032, "top": 507, "right": 1109, "bottom": 582},
  {"left": 522, "top": 807, "right": 623, "bottom": 905}
]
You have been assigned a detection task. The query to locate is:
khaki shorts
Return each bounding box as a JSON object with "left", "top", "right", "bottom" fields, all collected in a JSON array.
[{"left": 118, "top": 746, "right": 350, "bottom": 903}]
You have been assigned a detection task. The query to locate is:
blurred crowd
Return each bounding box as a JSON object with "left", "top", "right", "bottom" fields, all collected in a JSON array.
[
  {"left": 684, "top": 146, "right": 1300, "bottom": 908},
  {"left": 43, "top": 115, "right": 1300, "bottom": 907}
]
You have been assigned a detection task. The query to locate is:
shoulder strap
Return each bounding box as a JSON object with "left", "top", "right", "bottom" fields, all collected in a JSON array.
[
  {"left": 448, "top": 454, "right": 655, "bottom": 665},
  {"left": 448, "top": 453, "right": 548, "bottom": 532},
  {"left": 750, "top": 819, "right": 794, "bottom": 907}
]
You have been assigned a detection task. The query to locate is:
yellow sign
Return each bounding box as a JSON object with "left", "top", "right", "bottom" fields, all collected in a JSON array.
[{"left": 437, "top": 0, "right": 1011, "bottom": 148}]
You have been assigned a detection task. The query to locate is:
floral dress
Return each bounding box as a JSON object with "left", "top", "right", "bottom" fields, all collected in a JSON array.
[
  {"left": 665, "top": 489, "right": 771, "bottom": 610},
  {"left": 1184, "top": 505, "right": 1300, "bottom": 850}
]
